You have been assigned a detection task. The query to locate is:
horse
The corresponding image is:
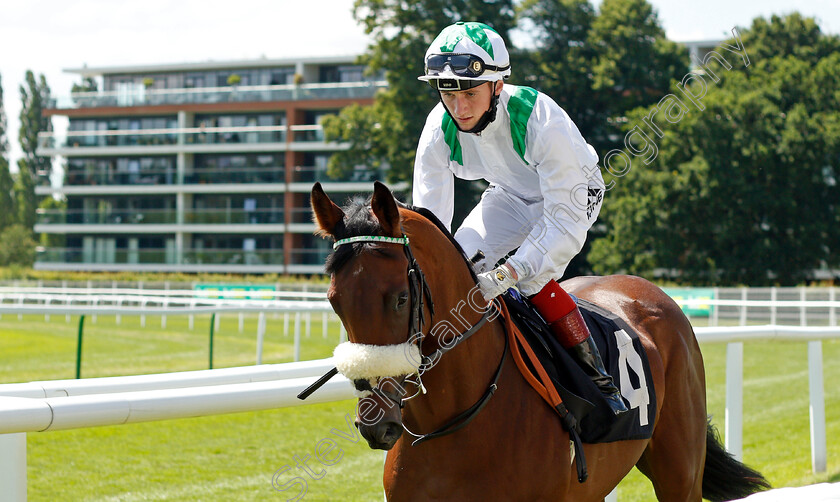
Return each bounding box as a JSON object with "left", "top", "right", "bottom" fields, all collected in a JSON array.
[{"left": 310, "top": 181, "right": 769, "bottom": 501}]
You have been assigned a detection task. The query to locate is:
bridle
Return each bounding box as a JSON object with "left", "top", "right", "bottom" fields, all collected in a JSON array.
[{"left": 298, "top": 230, "right": 509, "bottom": 446}]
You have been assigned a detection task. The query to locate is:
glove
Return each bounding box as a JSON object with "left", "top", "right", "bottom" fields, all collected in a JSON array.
[{"left": 476, "top": 263, "right": 519, "bottom": 301}]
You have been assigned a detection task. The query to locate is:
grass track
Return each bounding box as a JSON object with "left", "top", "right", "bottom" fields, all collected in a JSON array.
[{"left": 1, "top": 314, "right": 838, "bottom": 500}]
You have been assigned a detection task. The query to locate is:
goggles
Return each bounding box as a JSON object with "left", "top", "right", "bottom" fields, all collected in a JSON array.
[{"left": 425, "top": 53, "right": 510, "bottom": 78}]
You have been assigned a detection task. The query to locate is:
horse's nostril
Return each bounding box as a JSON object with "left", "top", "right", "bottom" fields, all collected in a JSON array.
[
  {"left": 382, "top": 422, "right": 403, "bottom": 442},
  {"left": 359, "top": 421, "right": 403, "bottom": 450}
]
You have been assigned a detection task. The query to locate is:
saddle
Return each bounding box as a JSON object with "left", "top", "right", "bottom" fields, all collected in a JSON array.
[{"left": 501, "top": 291, "right": 657, "bottom": 444}]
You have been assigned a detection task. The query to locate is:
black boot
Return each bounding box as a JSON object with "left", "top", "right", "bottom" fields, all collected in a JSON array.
[{"left": 569, "top": 336, "right": 628, "bottom": 415}]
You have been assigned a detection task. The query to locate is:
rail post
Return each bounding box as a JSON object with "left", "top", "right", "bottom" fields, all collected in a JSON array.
[
  {"left": 76, "top": 314, "right": 86, "bottom": 379},
  {"left": 256, "top": 312, "right": 266, "bottom": 364},
  {"left": 725, "top": 341, "right": 743, "bottom": 460},
  {"left": 808, "top": 340, "right": 827, "bottom": 473},
  {"left": 0, "top": 433, "right": 26, "bottom": 501},
  {"left": 209, "top": 313, "right": 216, "bottom": 369}
]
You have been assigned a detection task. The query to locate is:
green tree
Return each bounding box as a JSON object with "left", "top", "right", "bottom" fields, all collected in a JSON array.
[
  {"left": 38, "top": 195, "right": 66, "bottom": 249},
  {"left": 0, "top": 224, "right": 36, "bottom": 267},
  {"left": 516, "top": 0, "right": 597, "bottom": 131},
  {"left": 587, "top": 0, "right": 688, "bottom": 151},
  {"left": 0, "top": 74, "right": 16, "bottom": 231},
  {"left": 71, "top": 77, "right": 98, "bottom": 93},
  {"left": 14, "top": 159, "right": 37, "bottom": 230},
  {"left": 590, "top": 14, "right": 840, "bottom": 285},
  {"left": 17, "top": 71, "right": 53, "bottom": 232}
]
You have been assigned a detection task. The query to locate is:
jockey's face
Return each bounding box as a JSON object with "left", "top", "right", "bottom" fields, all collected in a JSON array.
[{"left": 440, "top": 81, "right": 502, "bottom": 131}]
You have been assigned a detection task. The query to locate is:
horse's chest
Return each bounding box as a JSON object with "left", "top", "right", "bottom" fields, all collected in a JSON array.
[{"left": 385, "top": 444, "right": 566, "bottom": 501}]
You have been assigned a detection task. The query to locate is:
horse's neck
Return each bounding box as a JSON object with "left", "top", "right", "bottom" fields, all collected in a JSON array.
[{"left": 406, "top": 288, "right": 509, "bottom": 422}]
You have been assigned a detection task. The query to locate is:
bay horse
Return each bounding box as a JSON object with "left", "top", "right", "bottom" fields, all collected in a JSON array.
[{"left": 311, "top": 181, "right": 768, "bottom": 501}]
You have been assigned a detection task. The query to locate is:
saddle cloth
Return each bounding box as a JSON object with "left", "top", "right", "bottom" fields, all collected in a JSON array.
[{"left": 501, "top": 291, "right": 657, "bottom": 443}]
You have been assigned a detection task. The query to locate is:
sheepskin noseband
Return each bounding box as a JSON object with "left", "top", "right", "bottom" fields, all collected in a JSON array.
[{"left": 333, "top": 341, "right": 422, "bottom": 396}]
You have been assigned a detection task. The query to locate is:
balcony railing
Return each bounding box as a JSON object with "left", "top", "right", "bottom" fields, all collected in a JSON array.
[
  {"left": 36, "top": 208, "right": 178, "bottom": 225},
  {"left": 36, "top": 208, "right": 285, "bottom": 225},
  {"left": 289, "top": 125, "right": 325, "bottom": 142},
  {"left": 289, "top": 207, "right": 315, "bottom": 224},
  {"left": 183, "top": 208, "right": 284, "bottom": 224},
  {"left": 182, "top": 248, "right": 284, "bottom": 266},
  {"left": 55, "top": 164, "right": 377, "bottom": 186},
  {"left": 36, "top": 247, "right": 173, "bottom": 265},
  {"left": 184, "top": 166, "right": 285, "bottom": 184},
  {"left": 292, "top": 165, "right": 379, "bottom": 183},
  {"left": 65, "top": 167, "right": 177, "bottom": 186},
  {"left": 49, "top": 81, "right": 387, "bottom": 110},
  {"left": 36, "top": 247, "right": 284, "bottom": 266},
  {"left": 286, "top": 248, "right": 331, "bottom": 265},
  {"left": 39, "top": 125, "right": 287, "bottom": 150},
  {"left": 183, "top": 127, "right": 285, "bottom": 145},
  {"left": 56, "top": 166, "right": 284, "bottom": 186}
]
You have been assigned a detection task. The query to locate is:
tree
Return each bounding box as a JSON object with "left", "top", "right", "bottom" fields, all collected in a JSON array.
[
  {"left": 516, "top": 0, "right": 597, "bottom": 131},
  {"left": 17, "top": 71, "right": 53, "bottom": 232},
  {"left": 589, "top": 14, "right": 840, "bottom": 285},
  {"left": 0, "top": 74, "right": 16, "bottom": 231},
  {"left": 38, "top": 194, "right": 66, "bottom": 250},
  {"left": 71, "top": 77, "right": 98, "bottom": 93},
  {"left": 0, "top": 224, "right": 36, "bottom": 267},
  {"left": 14, "top": 159, "right": 37, "bottom": 231}
]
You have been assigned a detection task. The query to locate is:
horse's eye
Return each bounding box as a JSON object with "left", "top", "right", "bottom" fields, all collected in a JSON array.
[{"left": 395, "top": 292, "right": 409, "bottom": 310}]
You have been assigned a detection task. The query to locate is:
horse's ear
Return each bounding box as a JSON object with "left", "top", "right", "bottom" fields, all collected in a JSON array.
[
  {"left": 311, "top": 182, "right": 345, "bottom": 238},
  {"left": 370, "top": 181, "right": 401, "bottom": 238}
]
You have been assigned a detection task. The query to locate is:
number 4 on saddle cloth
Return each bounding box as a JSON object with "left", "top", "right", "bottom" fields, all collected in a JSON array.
[{"left": 502, "top": 289, "right": 657, "bottom": 444}]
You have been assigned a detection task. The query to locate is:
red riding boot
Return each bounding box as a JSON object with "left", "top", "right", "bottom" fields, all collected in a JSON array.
[{"left": 530, "top": 281, "right": 628, "bottom": 416}]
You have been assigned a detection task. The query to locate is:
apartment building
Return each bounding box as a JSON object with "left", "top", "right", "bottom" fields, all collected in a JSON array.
[{"left": 36, "top": 56, "right": 405, "bottom": 274}]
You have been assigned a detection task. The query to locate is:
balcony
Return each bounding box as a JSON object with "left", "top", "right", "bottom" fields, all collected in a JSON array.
[
  {"left": 37, "top": 247, "right": 173, "bottom": 265},
  {"left": 64, "top": 167, "right": 177, "bottom": 186},
  {"left": 286, "top": 248, "right": 331, "bottom": 266},
  {"left": 183, "top": 166, "right": 284, "bottom": 184},
  {"left": 292, "top": 165, "right": 379, "bottom": 183},
  {"left": 36, "top": 247, "right": 284, "bottom": 266},
  {"left": 36, "top": 208, "right": 178, "bottom": 225},
  {"left": 290, "top": 125, "right": 325, "bottom": 142},
  {"left": 36, "top": 208, "right": 285, "bottom": 226},
  {"left": 182, "top": 248, "right": 283, "bottom": 266},
  {"left": 183, "top": 208, "right": 284, "bottom": 225},
  {"left": 49, "top": 82, "right": 387, "bottom": 110},
  {"left": 39, "top": 125, "right": 287, "bottom": 151},
  {"left": 288, "top": 207, "right": 315, "bottom": 224}
]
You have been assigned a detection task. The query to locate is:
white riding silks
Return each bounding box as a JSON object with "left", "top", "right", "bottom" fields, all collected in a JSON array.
[{"left": 333, "top": 341, "right": 422, "bottom": 397}]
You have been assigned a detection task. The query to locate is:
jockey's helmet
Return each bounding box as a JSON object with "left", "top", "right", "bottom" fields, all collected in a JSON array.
[{"left": 418, "top": 22, "right": 511, "bottom": 91}]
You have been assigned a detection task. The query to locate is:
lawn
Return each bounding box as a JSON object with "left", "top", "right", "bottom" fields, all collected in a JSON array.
[{"left": 1, "top": 313, "right": 838, "bottom": 501}]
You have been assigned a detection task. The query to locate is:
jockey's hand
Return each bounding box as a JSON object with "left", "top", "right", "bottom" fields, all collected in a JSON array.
[{"left": 476, "top": 262, "right": 519, "bottom": 301}]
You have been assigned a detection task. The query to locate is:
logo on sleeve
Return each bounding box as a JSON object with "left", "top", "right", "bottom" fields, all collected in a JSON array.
[{"left": 587, "top": 188, "right": 604, "bottom": 220}]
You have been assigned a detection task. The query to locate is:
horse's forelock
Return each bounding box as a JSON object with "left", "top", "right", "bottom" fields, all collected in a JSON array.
[{"left": 324, "top": 196, "right": 381, "bottom": 274}]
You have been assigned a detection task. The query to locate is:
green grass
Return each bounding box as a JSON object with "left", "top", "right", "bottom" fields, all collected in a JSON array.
[{"left": 2, "top": 314, "right": 839, "bottom": 500}]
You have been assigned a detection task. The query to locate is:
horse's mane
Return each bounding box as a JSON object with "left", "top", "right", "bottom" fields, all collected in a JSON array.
[{"left": 324, "top": 194, "right": 477, "bottom": 282}]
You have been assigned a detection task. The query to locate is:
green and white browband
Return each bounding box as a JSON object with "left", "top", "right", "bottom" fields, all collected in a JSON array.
[{"left": 333, "top": 235, "right": 409, "bottom": 250}]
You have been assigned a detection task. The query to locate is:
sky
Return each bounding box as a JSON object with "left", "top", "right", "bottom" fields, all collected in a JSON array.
[{"left": 1, "top": 0, "right": 839, "bottom": 169}]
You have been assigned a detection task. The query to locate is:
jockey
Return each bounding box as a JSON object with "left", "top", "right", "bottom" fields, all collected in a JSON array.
[{"left": 412, "top": 21, "right": 627, "bottom": 415}]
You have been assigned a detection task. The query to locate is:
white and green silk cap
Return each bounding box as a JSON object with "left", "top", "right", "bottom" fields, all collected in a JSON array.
[{"left": 418, "top": 22, "right": 511, "bottom": 89}]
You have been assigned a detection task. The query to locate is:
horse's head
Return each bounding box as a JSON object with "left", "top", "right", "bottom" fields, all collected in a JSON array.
[{"left": 311, "top": 181, "right": 488, "bottom": 450}]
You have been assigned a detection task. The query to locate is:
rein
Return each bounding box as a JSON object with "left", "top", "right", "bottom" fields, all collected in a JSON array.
[{"left": 404, "top": 301, "right": 507, "bottom": 446}]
